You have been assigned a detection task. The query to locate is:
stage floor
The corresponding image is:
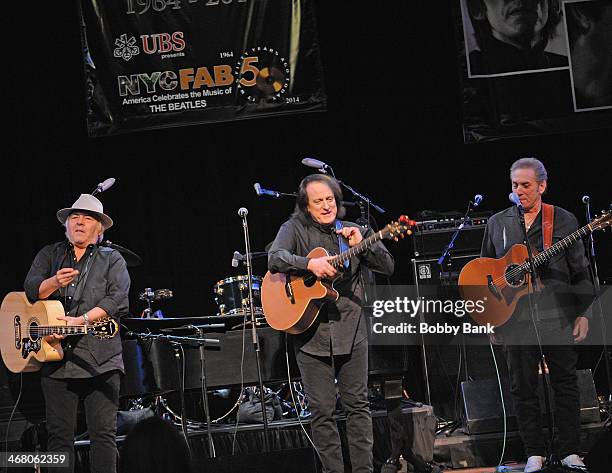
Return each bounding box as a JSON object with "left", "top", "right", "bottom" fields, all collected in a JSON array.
[{"left": 68, "top": 406, "right": 604, "bottom": 473}]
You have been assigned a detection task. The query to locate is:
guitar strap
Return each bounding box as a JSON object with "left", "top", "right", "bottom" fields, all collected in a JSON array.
[
  {"left": 334, "top": 220, "right": 350, "bottom": 269},
  {"left": 542, "top": 203, "right": 554, "bottom": 250}
]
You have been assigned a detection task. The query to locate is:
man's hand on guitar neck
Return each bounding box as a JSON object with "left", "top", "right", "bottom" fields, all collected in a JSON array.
[{"left": 307, "top": 256, "right": 337, "bottom": 279}]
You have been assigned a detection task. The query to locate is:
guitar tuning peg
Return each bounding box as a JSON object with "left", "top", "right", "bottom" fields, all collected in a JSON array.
[{"left": 393, "top": 237, "right": 398, "bottom": 241}]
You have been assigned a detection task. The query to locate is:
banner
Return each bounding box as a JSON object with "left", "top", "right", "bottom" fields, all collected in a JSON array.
[
  {"left": 457, "top": 0, "right": 612, "bottom": 143},
  {"left": 79, "top": 0, "right": 326, "bottom": 137}
]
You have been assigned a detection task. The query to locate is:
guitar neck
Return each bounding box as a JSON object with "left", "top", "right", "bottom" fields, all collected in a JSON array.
[
  {"left": 526, "top": 222, "right": 593, "bottom": 270},
  {"left": 33, "top": 325, "right": 89, "bottom": 336},
  {"left": 329, "top": 228, "right": 387, "bottom": 268}
]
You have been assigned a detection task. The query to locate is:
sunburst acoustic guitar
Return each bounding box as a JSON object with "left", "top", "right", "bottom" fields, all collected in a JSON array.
[{"left": 458, "top": 210, "right": 611, "bottom": 327}]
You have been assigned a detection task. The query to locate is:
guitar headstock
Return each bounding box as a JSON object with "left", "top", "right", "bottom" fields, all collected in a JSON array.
[
  {"left": 87, "top": 317, "right": 119, "bottom": 339},
  {"left": 591, "top": 210, "right": 612, "bottom": 232},
  {"left": 386, "top": 215, "right": 416, "bottom": 241}
]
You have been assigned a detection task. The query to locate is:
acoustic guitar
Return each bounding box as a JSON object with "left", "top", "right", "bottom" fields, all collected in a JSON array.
[
  {"left": 458, "top": 210, "right": 611, "bottom": 327},
  {"left": 262, "top": 216, "right": 414, "bottom": 334},
  {"left": 0, "top": 292, "right": 119, "bottom": 373}
]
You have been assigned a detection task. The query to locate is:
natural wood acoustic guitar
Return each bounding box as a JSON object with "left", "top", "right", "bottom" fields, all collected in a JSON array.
[
  {"left": 0, "top": 292, "right": 119, "bottom": 373},
  {"left": 262, "top": 216, "right": 414, "bottom": 334}
]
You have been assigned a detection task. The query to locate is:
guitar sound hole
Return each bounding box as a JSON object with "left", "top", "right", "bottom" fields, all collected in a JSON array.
[
  {"left": 303, "top": 275, "right": 317, "bottom": 287},
  {"left": 505, "top": 264, "right": 526, "bottom": 287},
  {"left": 29, "top": 322, "right": 40, "bottom": 341}
]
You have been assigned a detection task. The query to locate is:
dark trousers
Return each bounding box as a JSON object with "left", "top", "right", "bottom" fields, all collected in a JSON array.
[
  {"left": 297, "top": 340, "right": 372, "bottom": 473},
  {"left": 502, "top": 321, "right": 580, "bottom": 459},
  {"left": 41, "top": 371, "right": 121, "bottom": 473}
]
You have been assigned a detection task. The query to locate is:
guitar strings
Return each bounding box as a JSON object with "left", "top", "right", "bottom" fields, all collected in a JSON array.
[{"left": 489, "top": 224, "right": 592, "bottom": 288}]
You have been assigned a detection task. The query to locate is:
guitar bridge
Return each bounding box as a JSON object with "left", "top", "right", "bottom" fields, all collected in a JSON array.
[
  {"left": 14, "top": 315, "right": 21, "bottom": 349},
  {"left": 487, "top": 275, "right": 502, "bottom": 301},
  {"left": 285, "top": 279, "right": 296, "bottom": 304}
]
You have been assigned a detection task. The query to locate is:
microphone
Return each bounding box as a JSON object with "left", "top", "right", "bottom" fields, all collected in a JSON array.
[
  {"left": 509, "top": 192, "right": 523, "bottom": 209},
  {"left": 232, "top": 251, "right": 243, "bottom": 267},
  {"left": 301, "top": 157, "right": 329, "bottom": 173},
  {"left": 253, "top": 183, "right": 280, "bottom": 198},
  {"left": 473, "top": 194, "right": 483, "bottom": 207},
  {"left": 582, "top": 195, "right": 590, "bottom": 204},
  {"left": 92, "top": 177, "right": 116, "bottom": 196},
  {"left": 238, "top": 207, "right": 248, "bottom": 217}
]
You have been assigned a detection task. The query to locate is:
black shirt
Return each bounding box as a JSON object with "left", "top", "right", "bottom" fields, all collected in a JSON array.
[
  {"left": 268, "top": 215, "right": 394, "bottom": 356},
  {"left": 24, "top": 241, "right": 130, "bottom": 378}
]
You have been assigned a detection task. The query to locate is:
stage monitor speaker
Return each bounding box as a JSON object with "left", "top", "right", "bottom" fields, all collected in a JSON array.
[{"left": 461, "top": 369, "right": 600, "bottom": 435}]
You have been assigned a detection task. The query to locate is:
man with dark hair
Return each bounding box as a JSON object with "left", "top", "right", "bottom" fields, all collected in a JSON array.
[
  {"left": 268, "top": 174, "right": 394, "bottom": 473},
  {"left": 24, "top": 194, "right": 130, "bottom": 473},
  {"left": 466, "top": 0, "right": 567, "bottom": 74},
  {"left": 480, "top": 158, "right": 592, "bottom": 472},
  {"left": 566, "top": 0, "right": 612, "bottom": 109}
]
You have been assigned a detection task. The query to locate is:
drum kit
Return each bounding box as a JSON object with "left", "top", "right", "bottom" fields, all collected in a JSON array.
[{"left": 107, "top": 239, "right": 266, "bottom": 318}]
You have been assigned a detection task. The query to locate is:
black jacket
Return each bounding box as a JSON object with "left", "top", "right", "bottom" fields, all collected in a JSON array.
[
  {"left": 268, "top": 215, "right": 394, "bottom": 356},
  {"left": 481, "top": 205, "right": 593, "bottom": 324}
]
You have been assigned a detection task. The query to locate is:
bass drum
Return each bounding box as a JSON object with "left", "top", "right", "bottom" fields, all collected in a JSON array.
[{"left": 213, "top": 275, "right": 264, "bottom": 316}]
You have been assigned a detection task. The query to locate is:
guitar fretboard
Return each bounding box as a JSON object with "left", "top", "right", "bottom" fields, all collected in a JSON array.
[
  {"left": 328, "top": 228, "right": 390, "bottom": 268},
  {"left": 28, "top": 325, "right": 89, "bottom": 336},
  {"left": 518, "top": 222, "right": 593, "bottom": 272}
]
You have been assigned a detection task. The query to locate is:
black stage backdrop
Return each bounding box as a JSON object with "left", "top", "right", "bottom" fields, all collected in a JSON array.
[{"left": 3, "top": 1, "right": 611, "bottom": 319}]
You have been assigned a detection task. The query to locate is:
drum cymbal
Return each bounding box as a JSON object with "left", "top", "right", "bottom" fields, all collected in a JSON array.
[{"left": 101, "top": 240, "right": 143, "bottom": 267}]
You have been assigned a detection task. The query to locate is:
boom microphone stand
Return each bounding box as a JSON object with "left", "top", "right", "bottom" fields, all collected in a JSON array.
[
  {"left": 238, "top": 207, "right": 271, "bottom": 452},
  {"left": 583, "top": 196, "right": 612, "bottom": 411},
  {"left": 435, "top": 195, "right": 483, "bottom": 435}
]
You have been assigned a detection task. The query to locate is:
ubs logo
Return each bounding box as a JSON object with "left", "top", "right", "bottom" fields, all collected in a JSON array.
[{"left": 114, "top": 32, "right": 186, "bottom": 61}]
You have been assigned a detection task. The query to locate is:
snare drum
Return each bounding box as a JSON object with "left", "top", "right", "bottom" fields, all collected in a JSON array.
[{"left": 213, "top": 275, "right": 264, "bottom": 316}]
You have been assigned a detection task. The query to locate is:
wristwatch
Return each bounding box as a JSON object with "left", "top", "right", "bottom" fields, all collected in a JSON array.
[{"left": 82, "top": 312, "right": 90, "bottom": 325}]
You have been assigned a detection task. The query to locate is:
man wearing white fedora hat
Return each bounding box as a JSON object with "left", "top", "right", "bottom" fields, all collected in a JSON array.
[{"left": 24, "top": 194, "right": 130, "bottom": 473}]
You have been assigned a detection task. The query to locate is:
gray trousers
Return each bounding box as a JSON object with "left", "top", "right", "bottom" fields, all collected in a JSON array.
[{"left": 297, "top": 340, "right": 373, "bottom": 473}]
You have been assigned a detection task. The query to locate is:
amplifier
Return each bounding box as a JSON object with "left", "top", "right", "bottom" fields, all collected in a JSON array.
[
  {"left": 412, "top": 217, "right": 489, "bottom": 257},
  {"left": 412, "top": 254, "right": 479, "bottom": 297}
]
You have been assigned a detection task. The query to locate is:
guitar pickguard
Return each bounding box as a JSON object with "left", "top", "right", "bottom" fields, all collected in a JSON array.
[{"left": 21, "top": 338, "right": 42, "bottom": 359}]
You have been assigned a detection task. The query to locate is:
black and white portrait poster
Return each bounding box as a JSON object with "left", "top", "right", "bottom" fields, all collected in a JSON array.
[
  {"left": 458, "top": 0, "right": 612, "bottom": 143},
  {"left": 79, "top": 0, "right": 327, "bottom": 137}
]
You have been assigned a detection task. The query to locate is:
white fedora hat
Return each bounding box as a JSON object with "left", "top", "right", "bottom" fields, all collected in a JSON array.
[{"left": 56, "top": 194, "right": 114, "bottom": 230}]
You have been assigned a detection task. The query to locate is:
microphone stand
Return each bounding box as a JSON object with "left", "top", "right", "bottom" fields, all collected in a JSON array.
[
  {"left": 126, "top": 331, "right": 220, "bottom": 456},
  {"left": 517, "top": 204, "right": 571, "bottom": 473},
  {"left": 434, "top": 197, "right": 479, "bottom": 435},
  {"left": 584, "top": 199, "right": 612, "bottom": 411},
  {"left": 193, "top": 325, "right": 216, "bottom": 458},
  {"left": 239, "top": 209, "right": 271, "bottom": 452},
  {"left": 438, "top": 198, "right": 479, "bottom": 267}
]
